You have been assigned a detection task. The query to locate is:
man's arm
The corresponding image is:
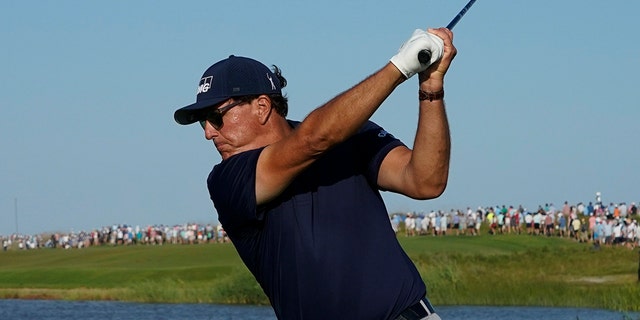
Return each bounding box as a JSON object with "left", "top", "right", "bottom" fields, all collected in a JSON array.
[
  {"left": 256, "top": 63, "right": 406, "bottom": 204},
  {"left": 377, "top": 27, "right": 457, "bottom": 199},
  {"left": 255, "top": 28, "right": 448, "bottom": 205}
]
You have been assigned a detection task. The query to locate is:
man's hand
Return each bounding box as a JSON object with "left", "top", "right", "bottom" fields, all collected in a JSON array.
[
  {"left": 418, "top": 28, "right": 456, "bottom": 90},
  {"left": 390, "top": 29, "right": 444, "bottom": 79}
]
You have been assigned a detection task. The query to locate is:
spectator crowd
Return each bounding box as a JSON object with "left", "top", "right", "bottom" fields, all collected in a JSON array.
[
  {"left": 3, "top": 200, "right": 639, "bottom": 251},
  {"left": 2, "top": 223, "right": 230, "bottom": 251},
  {"left": 391, "top": 200, "right": 639, "bottom": 250}
]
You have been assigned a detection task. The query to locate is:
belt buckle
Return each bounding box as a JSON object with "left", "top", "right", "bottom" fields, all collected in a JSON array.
[
  {"left": 396, "top": 297, "right": 435, "bottom": 320},
  {"left": 418, "top": 297, "right": 435, "bottom": 315}
]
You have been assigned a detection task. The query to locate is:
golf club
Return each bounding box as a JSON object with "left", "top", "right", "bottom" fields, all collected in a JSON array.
[{"left": 418, "top": 0, "right": 478, "bottom": 64}]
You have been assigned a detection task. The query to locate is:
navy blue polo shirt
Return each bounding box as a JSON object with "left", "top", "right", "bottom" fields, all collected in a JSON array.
[{"left": 208, "top": 121, "right": 426, "bottom": 319}]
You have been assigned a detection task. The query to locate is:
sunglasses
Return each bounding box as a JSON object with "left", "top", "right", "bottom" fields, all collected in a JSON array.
[{"left": 199, "top": 100, "right": 245, "bottom": 129}]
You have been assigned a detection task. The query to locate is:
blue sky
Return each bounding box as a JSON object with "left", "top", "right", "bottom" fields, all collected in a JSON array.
[{"left": 2, "top": 0, "right": 639, "bottom": 235}]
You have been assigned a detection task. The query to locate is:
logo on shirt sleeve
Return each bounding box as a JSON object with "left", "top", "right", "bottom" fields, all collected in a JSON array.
[{"left": 378, "top": 129, "right": 391, "bottom": 138}]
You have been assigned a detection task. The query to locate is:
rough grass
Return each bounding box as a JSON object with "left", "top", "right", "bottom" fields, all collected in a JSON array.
[{"left": 0, "top": 235, "right": 638, "bottom": 311}]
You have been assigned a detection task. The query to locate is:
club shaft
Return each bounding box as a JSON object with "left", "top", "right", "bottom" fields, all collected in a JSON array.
[
  {"left": 446, "top": 0, "right": 477, "bottom": 30},
  {"left": 417, "top": 0, "right": 478, "bottom": 65}
]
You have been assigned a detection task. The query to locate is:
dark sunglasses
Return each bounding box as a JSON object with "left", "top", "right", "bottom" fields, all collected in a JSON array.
[{"left": 199, "top": 100, "right": 245, "bottom": 129}]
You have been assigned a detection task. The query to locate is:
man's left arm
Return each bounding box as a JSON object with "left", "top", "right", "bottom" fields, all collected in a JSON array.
[{"left": 377, "top": 28, "right": 456, "bottom": 200}]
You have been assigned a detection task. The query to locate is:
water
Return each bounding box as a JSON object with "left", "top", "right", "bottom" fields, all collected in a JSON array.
[
  {"left": 0, "top": 299, "right": 638, "bottom": 320},
  {"left": 0, "top": 300, "right": 275, "bottom": 320}
]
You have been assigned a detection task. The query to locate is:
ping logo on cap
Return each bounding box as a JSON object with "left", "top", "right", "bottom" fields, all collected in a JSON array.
[{"left": 197, "top": 76, "right": 213, "bottom": 95}]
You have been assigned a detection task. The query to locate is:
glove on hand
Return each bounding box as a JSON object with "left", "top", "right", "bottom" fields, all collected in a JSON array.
[{"left": 390, "top": 29, "right": 444, "bottom": 79}]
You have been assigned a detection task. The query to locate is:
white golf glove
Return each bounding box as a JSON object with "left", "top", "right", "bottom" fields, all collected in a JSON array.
[{"left": 390, "top": 29, "right": 444, "bottom": 79}]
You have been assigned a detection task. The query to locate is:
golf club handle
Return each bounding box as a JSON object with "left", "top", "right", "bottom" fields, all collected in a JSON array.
[
  {"left": 416, "top": 0, "right": 477, "bottom": 66},
  {"left": 418, "top": 49, "right": 432, "bottom": 65}
]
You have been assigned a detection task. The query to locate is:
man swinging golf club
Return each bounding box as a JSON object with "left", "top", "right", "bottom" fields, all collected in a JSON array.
[{"left": 175, "top": 25, "right": 456, "bottom": 319}]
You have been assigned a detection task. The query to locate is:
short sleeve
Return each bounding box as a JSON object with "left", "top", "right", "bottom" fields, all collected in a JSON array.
[{"left": 207, "top": 148, "right": 264, "bottom": 235}]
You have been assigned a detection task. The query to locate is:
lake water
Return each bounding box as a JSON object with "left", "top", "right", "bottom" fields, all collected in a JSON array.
[{"left": 0, "top": 299, "right": 638, "bottom": 320}]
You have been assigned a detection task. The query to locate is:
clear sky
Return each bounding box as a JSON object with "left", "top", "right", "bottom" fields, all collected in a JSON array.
[{"left": 2, "top": 0, "right": 639, "bottom": 236}]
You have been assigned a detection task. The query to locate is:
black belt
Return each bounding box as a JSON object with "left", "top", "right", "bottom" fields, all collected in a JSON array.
[{"left": 395, "top": 297, "right": 436, "bottom": 320}]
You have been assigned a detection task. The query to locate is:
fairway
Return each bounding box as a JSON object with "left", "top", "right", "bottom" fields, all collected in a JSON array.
[{"left": 0, "top": 235, "right": 638, "bottom": 311}]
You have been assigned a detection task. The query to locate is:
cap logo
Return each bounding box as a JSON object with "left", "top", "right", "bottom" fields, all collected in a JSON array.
[
  {"left": 267, "top": 73, "right": 276, "bottom": 90},
  {"left": 197, "top": 76, "right": 213, "bottom": 95}
]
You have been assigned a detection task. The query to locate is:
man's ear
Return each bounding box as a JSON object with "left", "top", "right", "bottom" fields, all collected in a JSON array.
[{"left": 255, "top": 95, "right": 273, "bottom": 125}]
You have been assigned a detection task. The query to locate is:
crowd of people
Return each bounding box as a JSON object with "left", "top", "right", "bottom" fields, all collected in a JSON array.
[
  {"left": 1, "top": 223, "right": 230, "bottom": 251},
  {"left": 3, "top": 201, "right": 639, "bottom": 251},
  {"left": 392, "top": 200, "right": 639, "bottom": 250}
]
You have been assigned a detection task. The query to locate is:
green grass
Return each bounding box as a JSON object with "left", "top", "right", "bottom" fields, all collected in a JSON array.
[
  {"left": 0, "top": 244, "right": 254, "bottom": 303},
  {"left": 1, "top": 235, "right": 639, "bottom": 311},
  {"left": 404, "top": 234, "right": 639, "bottom": 311}
]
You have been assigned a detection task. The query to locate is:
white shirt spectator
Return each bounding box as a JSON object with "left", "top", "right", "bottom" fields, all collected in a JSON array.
[
  {"left": 619, "top": 203, "right": 628, "bottom": 217},
  {"left": 421, "top": 217, "right": 429, "bottom": 231}
]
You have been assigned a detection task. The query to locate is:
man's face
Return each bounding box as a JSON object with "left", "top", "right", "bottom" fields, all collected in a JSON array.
[{"left": 200, "top": 98, "right": 257, "bottom": 160}]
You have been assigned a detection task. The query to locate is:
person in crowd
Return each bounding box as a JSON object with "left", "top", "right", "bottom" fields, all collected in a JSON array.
[
  {"left": 604, "top": 219, "right": 614, "bottom": 246},
  {"left": 544, "top": 212, "right": 554, "bottom": 237},
  {"left": 406, "top": 213, "right": 416, "bottom": 237},
  {"left": 466, "top": 213, "right": 476, "bottom": 236},
  {"left": 533, "top": 209, "right": 543, "bottom": 235},
  {"left": 558, "top": 213, "right": 567, "bottom": 238},
  {"left": 571, "top": 217, "right": 582, "bottom": 241}
]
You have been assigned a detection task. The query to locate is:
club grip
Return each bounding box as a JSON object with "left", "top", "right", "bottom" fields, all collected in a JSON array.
[{"left": 418, "top": 49, "right": 432, "bottom": 65}]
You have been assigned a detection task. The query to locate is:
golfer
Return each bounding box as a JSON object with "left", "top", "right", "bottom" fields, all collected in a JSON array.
[{"left": 174, "top": 27, "right": 456, "bottom": 320}]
